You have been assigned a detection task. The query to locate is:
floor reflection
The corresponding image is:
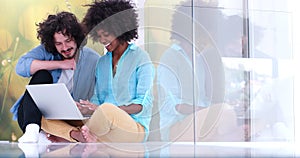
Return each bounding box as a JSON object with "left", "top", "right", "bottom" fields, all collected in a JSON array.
[{"left": 0, "top": 142, "right": 299, "bottom": 157}]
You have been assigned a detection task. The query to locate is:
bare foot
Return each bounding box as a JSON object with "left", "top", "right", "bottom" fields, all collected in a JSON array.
[
  {"left": 82, "top": 144, "right": 98, "bottom": 158},
  {"left": 70, "top": 144, "right": 99, "bottom": 158},
  {"left": 70, "top": 144, "right": 85, "bottom": 156},
  {"left": 47, "top": 134, "right": 70, "bottom": 143},
  {"left": 81, "top": 125, "right": 98, "bottom": 143},
  {"left": 70, "top": 130, "right": 86, "bottom": 143}
]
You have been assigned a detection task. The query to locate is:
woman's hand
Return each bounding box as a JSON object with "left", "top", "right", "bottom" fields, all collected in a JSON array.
[
  {"left": 75, "top": 99, "right": 97, "bottom": 115},
  {"left": 119, "top": 104, "right": 142, "bottom": 114}
]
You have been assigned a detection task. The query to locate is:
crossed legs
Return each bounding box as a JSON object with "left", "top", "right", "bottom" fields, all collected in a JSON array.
[{"left": 73, "top": 103, "right": 145, "bottom": 143}]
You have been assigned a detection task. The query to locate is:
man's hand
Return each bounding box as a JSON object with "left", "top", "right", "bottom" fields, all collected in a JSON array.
[{"left": 60, "top": 58, "right": 76, "bottom": 70}]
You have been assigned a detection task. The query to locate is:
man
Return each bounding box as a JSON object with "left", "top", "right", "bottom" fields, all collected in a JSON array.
[{"left": 10, "top": 11, "right": 100, "bottom": 143}]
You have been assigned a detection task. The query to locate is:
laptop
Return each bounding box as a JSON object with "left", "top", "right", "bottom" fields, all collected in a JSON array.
[{"left": 26, "top": 83, "right": 90, "bottom": 120}]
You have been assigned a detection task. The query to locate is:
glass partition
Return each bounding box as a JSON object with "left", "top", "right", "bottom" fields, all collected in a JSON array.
[
  {"left": 248, "top": 0, "right": 294, "bottom": 141},
  {"left": 0, "top": 0, "right": 297, "bottom": 146},
  {"left": 144, "top": 0, "right": 295, "bottom": 143}
]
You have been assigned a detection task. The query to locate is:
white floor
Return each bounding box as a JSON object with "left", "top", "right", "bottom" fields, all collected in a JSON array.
[{"left": 0, "top": 141, "right": 299, "bottom": 157}]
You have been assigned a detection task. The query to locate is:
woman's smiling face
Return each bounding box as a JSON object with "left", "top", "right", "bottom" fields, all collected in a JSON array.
[{"left": 96, "top": 29, "right": 121, "bottom": 52}]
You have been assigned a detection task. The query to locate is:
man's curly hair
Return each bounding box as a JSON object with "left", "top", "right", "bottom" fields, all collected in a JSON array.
[
  {"left": 37, "top": 11, "right": 86, "bottom": 55},
  {"left": 82, "top": 0, "right": 138, "bottom": 43}
]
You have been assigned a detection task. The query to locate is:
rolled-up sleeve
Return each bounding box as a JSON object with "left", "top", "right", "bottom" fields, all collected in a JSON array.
[
  {"left": 15, "top": 45, "right": 51, "bottom": 77},
  {"left": 131, "top": 63, "right": 154, "bottom": 107},
  {"left": 16, "top": 56, "right": 34, "bottom": 77}
]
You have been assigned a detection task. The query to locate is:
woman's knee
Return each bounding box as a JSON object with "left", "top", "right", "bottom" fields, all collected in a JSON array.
[
  {"left": 95, "top": 103, "right": 126, "bottom": 120},
  {"left": 100, "top": 103, "right": 116, "bottom": 111}
]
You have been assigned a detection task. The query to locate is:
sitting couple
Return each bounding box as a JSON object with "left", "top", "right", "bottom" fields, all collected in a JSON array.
[{"left": 11, "top": 0, "right": 154, "bottom": 143}]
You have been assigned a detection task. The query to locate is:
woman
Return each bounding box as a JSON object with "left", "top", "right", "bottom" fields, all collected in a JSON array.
[{"left": 72, "top": 0, "right": 154, "bottom": 142}]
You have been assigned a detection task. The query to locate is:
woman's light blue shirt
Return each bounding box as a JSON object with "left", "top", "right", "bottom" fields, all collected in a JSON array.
[
  {"left": 157, "top": 43, "right": 210, "bottom": 141},
  {"left": 90, "top": 43, "right": 155, "bottom": 141}
]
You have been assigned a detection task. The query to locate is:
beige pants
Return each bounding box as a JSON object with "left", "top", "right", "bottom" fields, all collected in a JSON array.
[
  {"left": 169, "top": 103, "right": 244, "bottom": 142},
  {"left": 42, "top": 103, "right": 145, "bottom": 142}
]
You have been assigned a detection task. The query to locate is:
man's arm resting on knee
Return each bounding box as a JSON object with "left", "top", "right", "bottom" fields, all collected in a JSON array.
[{"left": 30, "top": 59, "right": 75, "bottom": 75}]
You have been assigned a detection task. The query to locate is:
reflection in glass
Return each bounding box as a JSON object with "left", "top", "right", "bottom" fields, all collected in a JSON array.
[
  {"left": 17, "top": 143, "right": 147, "bottom": 157},
  {"left": 156, "top": 0, "right": 244, "bottom": 142},
  {"left": 247, "top": 7, "right": 294, "bottom": 141},
  {"left": 0, "top": 0, "right": 295, "bottom": 144}
]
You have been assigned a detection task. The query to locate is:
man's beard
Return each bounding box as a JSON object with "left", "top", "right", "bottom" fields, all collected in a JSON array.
[{"left": 62, "top": 47, "right": 77, "bottom": 59}]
